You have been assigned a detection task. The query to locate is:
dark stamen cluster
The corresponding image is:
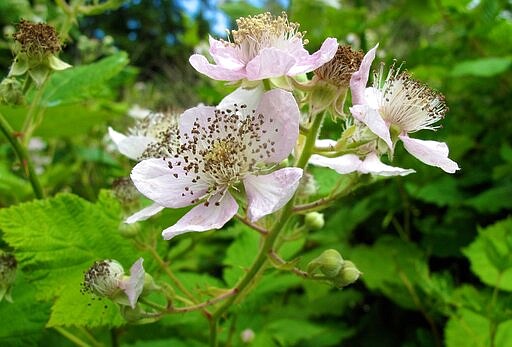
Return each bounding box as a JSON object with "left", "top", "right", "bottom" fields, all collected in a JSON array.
[
  {"left": 13, "top": 19, "right": 61, "bottom": 57},
  {"left": 0, "top": 253, "right": 17, "bottom": 280},
  {"left": 81, "top": 259, "right": 121, "bottom": 297},
  {"left": 168, "top": 105, "right": 278, "bottom": 205},
  {"left": 314, "top": 45, "right": 363, "bottom": 87}
]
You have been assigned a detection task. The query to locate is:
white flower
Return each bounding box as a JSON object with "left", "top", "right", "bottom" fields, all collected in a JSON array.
[
  {"left": 349, "top": 44, "right": 460, "bottom": 173},
  {"left": 189, "top": 12, "right": 337, "bottom": 82},
  {"left": 128, "top": 88, "right": 303, "bottom": 240}
]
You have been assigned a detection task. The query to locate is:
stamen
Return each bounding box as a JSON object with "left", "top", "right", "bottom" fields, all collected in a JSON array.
[{"left": 314, "top": 45, "right": 364, "bottom": 87}]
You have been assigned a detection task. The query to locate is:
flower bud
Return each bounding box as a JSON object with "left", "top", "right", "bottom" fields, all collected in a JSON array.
[
  {"left": 333, "top": 260, "right": 362, "bottom": 288},
  {"left": 304, "top": 212, "right": 325, "bottom": 230},
  {"left": 0, "top": 252, "right": 17, "bottom": 303},
  {"left": 0, "top": 78, "right": 24, "bottom": 105},
  {"left": 307, "top": 249, "right": 344, "bottom": 278},
  {"left": 240, "top": 328, "right": 255, "bottom": 344}
]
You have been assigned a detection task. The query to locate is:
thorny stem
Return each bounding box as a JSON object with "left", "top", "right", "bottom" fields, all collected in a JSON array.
[
  {"left": 0, "top": 112, "right": 44, "bottom": 198},
  {"left": 208, "top": 110, "right": 326, "bottom": 347},
  {"left": 54, "top": 327, "right": 91, "bottom": 347},
  {"left": 235, "top": 213, "right": 268, "bottom": 235}
]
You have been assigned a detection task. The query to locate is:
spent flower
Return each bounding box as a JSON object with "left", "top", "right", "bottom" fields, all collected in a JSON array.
[
  {"left": 189, "top": 12, "right": 337, "bottom": 82},
  {"left": 9, "top": 20, "right": 71, "bottom": 86},
  {"left": 350, "top": 45, "right": 459, "bottom": 173},
  {"left": 82, "top": 258, "right": 145, "bottom": 308},
  {"left": 129, "top": 88, "right": 303, "bottom": 240}
]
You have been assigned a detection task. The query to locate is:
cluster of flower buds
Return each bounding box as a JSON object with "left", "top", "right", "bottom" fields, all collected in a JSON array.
[
  {"left": 81, "top": 258, "right": 157, "bottom": 310},
  {"left": 0, "top": 251, "right": 17, "bottom": 303},
  {"left": 307, "top": 249, "right": 361, "bottom": 288},
  {"left": 106, "top": 11, "right": 458, "bottom": 241}
]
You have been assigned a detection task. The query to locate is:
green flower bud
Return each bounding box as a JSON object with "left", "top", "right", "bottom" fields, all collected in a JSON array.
[
  {"left": 0, "top": 252, "right": 17, "bottom": 303},
  {"left": 307, "top": 249, "right": 344, "bottom": 278},
  {"left": 333, "top": 260, "right": 362, "bottom": 288},
  {"left": 118, "top": 222, "right": 140, "bottom": 238},
  {"left": 0, "top": 78, "right": 24, "bottom": 105},
  {"left": 120, "top": 304, "right": 144, "bottom": 322},
  {"left": 304, "top": 212, "right": 325, "bottom": 230}
]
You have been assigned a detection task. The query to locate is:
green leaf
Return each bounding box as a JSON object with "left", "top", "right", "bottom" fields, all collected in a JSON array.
[
  {"left": 465, "top": 185, "right": 512, "bottom": 213},
  {"left": 265, "top": 318, "right": 325, "bottom": 346},
  {"left": 0, "top": 192, "right": 138, "bottom": 327},
  {"left": 223, "top": 225, "right": 259, "bottom": 286},
  {"left": 0, "top": 274, "right": 50, "bottom": 347},
  {"left": 39, "top": 52, "right": 129, "bottom": 107},
  {"left": 451, "top": 57, "right": 512, "bottom": 77},
  {"left": 445, "top": 308, "right": 490, "bottom": 347},
  {"left": 348, "top": 236, "right": 430, "bottom": 310},
  {"left": 463, "top": 218, "right": 512, "bottom": 291},
  {"left": 405, "top": 176, "right": 463, "bottom": 207}
]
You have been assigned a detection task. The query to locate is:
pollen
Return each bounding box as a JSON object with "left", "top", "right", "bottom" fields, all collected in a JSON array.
[
  {"left": 314, "top": 45, "right": 364, "bottom": 87},
  {"left": 81, "top": 259, "right": 124, "bottom": 298},
  {"left": 372, "top": 63, "right": 447, "bottom": 133},
  {"left": 170, "top": 104, "right": 278, "bottom": 203}
]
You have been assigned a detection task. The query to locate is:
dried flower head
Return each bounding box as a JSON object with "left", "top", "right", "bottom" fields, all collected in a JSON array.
[
  {"left": 13, "top": 20, "right": 61, "bottom": 58},
  {"left": 112, "top": 177, "right": 139, "bottom": 204},
  {"left": 315, "top": 45, "right": 364, "bottom": 88}
]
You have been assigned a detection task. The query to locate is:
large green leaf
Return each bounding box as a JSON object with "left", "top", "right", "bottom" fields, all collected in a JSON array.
[
  {"left": 0, "top": 274, "right": 50, "bottom": 347},
  {"left": 451, "top": 57, "right": 512, "bottom": 77},
  {"left": 38, "top": 52, "right": 129, "bottom": 107},
  {"left": 0, "top": 191, "right": 138, "bottom": 327},
  {"left": 463, "top": 218, "right": 512, "bottom": 291}
]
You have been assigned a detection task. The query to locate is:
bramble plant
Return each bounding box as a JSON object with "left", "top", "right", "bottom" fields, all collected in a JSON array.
[{"left": 0, "top": 1, "right": 511, "bottom": 347}]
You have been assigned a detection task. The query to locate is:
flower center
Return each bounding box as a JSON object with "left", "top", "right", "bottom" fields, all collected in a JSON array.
[
  {"left": 13, "top": 20, "right": 61, "bottom": 58},
  {"left": 172, "top": 105, "right": 277, "bottom": 203},
  {"left": 131, "top": 110, "right": 181, "bottom": 159},
  {"left": 82, "top": 260, "right": 124, "bottom": 298},
  {"left": 227, "top": 12, "right": 306, "bottom": 63},
  {"left": 373, "top": 64, "right": 447, "bottom": 133}
]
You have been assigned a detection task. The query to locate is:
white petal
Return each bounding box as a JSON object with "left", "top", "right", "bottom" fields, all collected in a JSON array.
[
  {"left": 350, "top": 104, "right": 393, "bottom": 149},
  {"left": 125, "top": 203, "right": 165, "bottom": 224},
  {"left": 309, "top": 154, "right": 362, "bottom": 174},
  {"left": 162, "top": 192, "right": 238, "bottom": 240},
  {"left": 244, "top": 168, "right": 303, "bottom": 222},
  {"left": 122, "top": 258, "right": 145, "bottom": 309},
  {"left": 400, "top": 135, "right": 460, "bottom": 173},
  {"left": 253, "top": 89, "right": 300, "bottom": 163},
  {"left": 315, "top": 139, "right": 337, "bottom": 150},
  {"left": 350, "top": 43, "right": 379, "bottom": 105},
  {"left": 218, "top": 84, "right": 264, "bottom": 112},
  {"left": 359, "top": 153, "right": 415, "bottom": 176},
  {"left": 178, "top": 105, "right": 216, "bottom": 143},
  {"left": 131, "top": 158, "right": 209, "bottom": 208},
  {"left": 108, "top": 127, "right": 152, "bottom": 160}
]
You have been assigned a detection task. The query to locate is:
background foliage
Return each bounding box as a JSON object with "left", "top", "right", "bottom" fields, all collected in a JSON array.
[{"left": 0, "top": 0, "right": 511, "bottom": 346}]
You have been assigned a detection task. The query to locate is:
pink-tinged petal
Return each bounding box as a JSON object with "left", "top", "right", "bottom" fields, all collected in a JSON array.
[
  {"left": 244, "top": 168, "right": 303, "bottom": 222},
  {"left": 359, "top": 153, "right": 415, "bottom": 176},
  {"left": 399, "top": 135, "right": 460, "bottom": 173},
  {"left": 245, "top": 47, "right": 297, "bottom": 80},
  {"left": 122, "top": 258, "right": 145, "bottom": 308},
  {"left": 287, "top": 37, "right": 339, "bottom": 76},
  {"left": 254, "top": 89, "right": 300, "bottom": 163},
  {"left": 208, "top": 36, "right": 245, "bottom": 69},
  {"left": 350, "top": 104, "right": 393, "bottom": 149},
  {"left": 178, "top": 105, "right": 216, "bottom": 142},
  {"left": 162, "top": 192, "right": 238, "bottom": 240},
  {"left": 309, "top": 154, "right": 362, "bottom": 174},
  {"left": 131, "top": 158, "right": 209, "bottom": 208},
  {"left": 218, "top": 84, "right": 264, "bottom": 112},
  {"left": 108, "top": 127, "right": 152, "bottom": 160},
  {"left": 350, "top": 43, "right": 379, "bottom": 105},
  {"left": 189, "top": 54, "right": 246, "bottom": 81},
  {"left": 125, "top": 203, "right": 165, "bottom": 224}
]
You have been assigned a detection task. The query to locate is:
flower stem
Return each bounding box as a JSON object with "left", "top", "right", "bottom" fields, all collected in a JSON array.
[
  {"left": 54, "top": 327, "right": 91, "bottom": 347},
  {"left": 208, "top": 110, "right": 326, "bottom": 347},
  {"left": 0, "top": 112, "right": 44, "bottom": 199}
]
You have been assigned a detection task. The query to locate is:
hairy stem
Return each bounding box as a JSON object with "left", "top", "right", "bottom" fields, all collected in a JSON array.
[
  {"left": 0, "top": 112, "right": 44, "bottom": 198},
  {"left": 208, "top": 110, "right": 326, "bottom": 347},
  {"left": 54, "top": 327, "right": 91, "bottom": 347}
]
